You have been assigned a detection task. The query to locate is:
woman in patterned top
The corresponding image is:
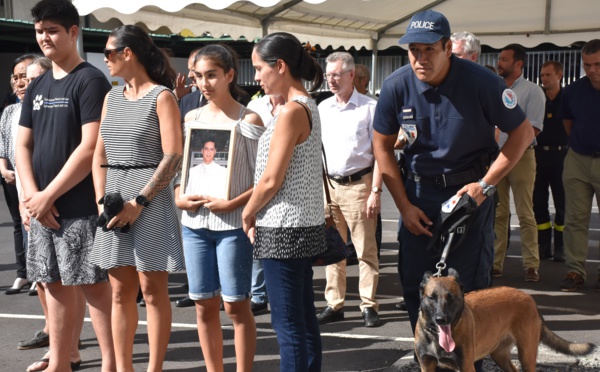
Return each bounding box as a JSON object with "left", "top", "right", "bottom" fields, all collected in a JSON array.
[
  {"left": 175, "top": 44, "right": 263, "bottom": 372},
  {"left": 242, "top": 32, "right": 326, "bottom": 371},
  {"left": 0, "top": 54, "right": 37, "bottom": 295}
]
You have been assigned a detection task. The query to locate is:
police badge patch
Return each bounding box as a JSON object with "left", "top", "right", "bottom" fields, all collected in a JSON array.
[
  {"left": 401, "top": 124, "right": 418, "bottom": 144},
  {"left": 502, "top": 89, "right": 518, "bottom": 109}
]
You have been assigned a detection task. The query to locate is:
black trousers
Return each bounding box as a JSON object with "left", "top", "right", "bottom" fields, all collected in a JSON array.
[
  {"left": 1, "top": 177, "right": 25, "bottom": 278},
  {"left": 533, "top": 148, "right": 567, "bottom": 228}
]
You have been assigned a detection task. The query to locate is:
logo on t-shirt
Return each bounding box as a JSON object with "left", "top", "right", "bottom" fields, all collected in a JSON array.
[
  {"left": 32, "top": 95, "right": 70, "bottom": 110},
  {"left": 33, "top": 95, "right": 44, "bottom": 111},
  {"left": 502, "top": 89, "right": 518, "bottom": 109}
]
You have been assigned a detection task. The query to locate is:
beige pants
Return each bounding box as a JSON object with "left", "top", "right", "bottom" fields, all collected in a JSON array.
[
  {"left": 324, "top": 172, "right": 379, "bottom": 311},
  {"left": 493, "top": 148, "right": 540, "bottom": 271},
  {"left": 563, "top": 150, "right": 600, "bottom": 279}
]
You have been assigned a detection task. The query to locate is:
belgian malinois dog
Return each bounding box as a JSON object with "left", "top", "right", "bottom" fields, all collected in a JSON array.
[{"left": 414, "top": 268, "right": 595, "bottom": 371}]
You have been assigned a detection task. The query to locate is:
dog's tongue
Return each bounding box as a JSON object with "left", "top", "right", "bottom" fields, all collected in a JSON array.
[{"left": 438, "top": 325, "right": 455, "bottom": 352}]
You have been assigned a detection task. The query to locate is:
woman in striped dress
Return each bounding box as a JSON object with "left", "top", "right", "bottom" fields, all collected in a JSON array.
[
  {"left": 91, "top": 25, "right": 183, "bottom": 372},
  {"left": 175, "top": 44, "right": 263, "bottom": 371}
]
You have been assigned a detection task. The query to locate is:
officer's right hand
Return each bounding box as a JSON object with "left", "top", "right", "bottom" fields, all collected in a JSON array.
[{"left": 400, "top": 203, "right": 433, "bottom": 237}]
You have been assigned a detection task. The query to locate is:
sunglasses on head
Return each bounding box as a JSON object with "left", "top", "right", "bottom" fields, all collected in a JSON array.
[{"left": 103, "top": 47, "right": 126, "bottom": 59}]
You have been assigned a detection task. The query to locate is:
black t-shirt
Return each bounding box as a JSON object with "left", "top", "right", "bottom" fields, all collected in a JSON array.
[{"left": 20, "top": 62, "right": 111, "bottom": 218}]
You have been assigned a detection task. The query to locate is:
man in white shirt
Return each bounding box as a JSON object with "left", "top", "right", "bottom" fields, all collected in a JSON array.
[
  {"left": 493, "top": 44, "right": 546, "bottom": 282},
  {"left": 317, "top": 52, "right": 383, "bottom": 327},
  {"left": 186, "top": 140, "right": 227, "bottom": 198}
]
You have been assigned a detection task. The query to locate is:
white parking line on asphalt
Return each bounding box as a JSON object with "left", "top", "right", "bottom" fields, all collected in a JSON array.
[{"left": 0, "top": 313, "right": 415, "bottom": 344}]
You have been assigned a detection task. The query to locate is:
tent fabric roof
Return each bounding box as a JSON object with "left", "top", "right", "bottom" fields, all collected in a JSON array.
[{"left": 74, "top": 0, "right": 600, "bottom": 50}]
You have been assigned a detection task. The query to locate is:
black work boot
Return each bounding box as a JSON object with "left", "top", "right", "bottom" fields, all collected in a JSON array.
[
  {"left": 538, "top": 228, "right": 552, "bottom": 260},
  {"left": 553, "top": 228, "right": 565, "bottom": 262}
]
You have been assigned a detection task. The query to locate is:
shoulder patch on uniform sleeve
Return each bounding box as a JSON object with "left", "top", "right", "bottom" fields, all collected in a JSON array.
[{"left": 502, "top": 89, "right": 518, "bottom": 109}]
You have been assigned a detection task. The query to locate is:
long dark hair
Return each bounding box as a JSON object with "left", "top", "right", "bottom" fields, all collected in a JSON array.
[
  {"left": 194, "top": 44, "right": 246, "bottom": 102},
  {"left": 253, "top": 32, "right": 323, "bottom": 92},
  {"left": 109, "top": 25, "right": 177, "bottom": 89}
]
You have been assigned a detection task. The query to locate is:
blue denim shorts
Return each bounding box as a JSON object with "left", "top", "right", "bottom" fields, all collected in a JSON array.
[{"left": 182, "top": 226, "right": 252, "bottom": 302}]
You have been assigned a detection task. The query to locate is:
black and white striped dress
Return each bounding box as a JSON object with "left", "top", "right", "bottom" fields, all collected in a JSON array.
[{"left": 91, "top": 85, "right": 184, "bottom": 272}]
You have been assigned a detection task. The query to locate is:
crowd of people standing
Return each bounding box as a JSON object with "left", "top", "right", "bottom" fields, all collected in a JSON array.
[{"left": 1, "top": 1, "right": 599, "bottom": 371}]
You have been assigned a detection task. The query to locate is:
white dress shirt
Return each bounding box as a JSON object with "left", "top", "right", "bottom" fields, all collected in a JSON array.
[{"left": 318, "top": 88, "right": 377, "bottom": 177}]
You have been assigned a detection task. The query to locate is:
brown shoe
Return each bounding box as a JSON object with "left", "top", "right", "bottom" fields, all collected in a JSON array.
[
  {"left": 492, "top": 269, "right": 503, "bottom": 278},
  {"left": 560, "top": 272, "right": 584, "bottom": 292},
  {"left": 524, "top": 268, "right": 539, "bottom": 282},
  {"left": 594, "top": 275, "right": 600, "bottom": 293}
]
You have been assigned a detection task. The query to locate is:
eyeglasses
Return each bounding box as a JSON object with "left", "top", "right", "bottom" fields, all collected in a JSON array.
[
  {"left": 103, "top": 47, "right": 126, "bottom": 59},
  {"left": 324, "top": 70, "right": 351, "bottom": 81}
]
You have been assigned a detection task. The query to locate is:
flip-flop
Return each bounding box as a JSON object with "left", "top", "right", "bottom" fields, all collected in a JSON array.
[
  {"left": 25, "top": 358, "right": 82, "bottom": 372},
  {"left": 26, "top": 358, "right": 49, "bottom": 372}
]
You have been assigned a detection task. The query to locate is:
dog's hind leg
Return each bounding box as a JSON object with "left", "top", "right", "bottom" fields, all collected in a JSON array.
[
  {"left": 490, "top": 340, "right": 518, "bottom": 372},
  {"left": 515, "top": 340, "right": 539, "bottom": 372}
]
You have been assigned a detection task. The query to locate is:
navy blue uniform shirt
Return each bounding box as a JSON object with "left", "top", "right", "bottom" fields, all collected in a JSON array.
[
  {"left": 374, "top": 55, "right": 526, "bottom": 176},
  {"left": 559, "top": 76, "right": 600, "bottom": 154},
  {"left": 537, "top": 89, "right": 567, "bottom": 147}
]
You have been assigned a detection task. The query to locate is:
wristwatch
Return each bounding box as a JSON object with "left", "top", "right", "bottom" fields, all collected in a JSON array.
[
  {"left": 371, "top": 186, "right": 383, "bottom": 194},
  {"left": 477, "top": 179, "right": 496, "bottom": 197},
  {"left": 135, "top": 194, "right": 150, "bottom": 207}
]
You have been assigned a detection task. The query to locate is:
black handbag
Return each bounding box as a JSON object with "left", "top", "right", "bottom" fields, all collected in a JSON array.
[
  {"left": 293, "top": 100, "right": 349, "bottom": 267},
  {"left": 312, "top": 147, "right": 349, "bottom": 266}
]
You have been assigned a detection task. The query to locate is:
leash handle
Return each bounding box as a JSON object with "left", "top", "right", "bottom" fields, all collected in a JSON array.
[{"left": 433, "top": 231, "right": 455, "bottom": 277}]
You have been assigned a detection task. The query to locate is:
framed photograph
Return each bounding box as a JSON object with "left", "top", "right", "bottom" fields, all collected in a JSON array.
[{"left": 180, "top": 122, "right": 238, "bottom": 200}]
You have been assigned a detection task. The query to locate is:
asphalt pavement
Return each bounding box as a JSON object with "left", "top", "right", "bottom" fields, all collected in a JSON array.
[{"left": 0, "top": 190, "right": 599, "bottom": 371}]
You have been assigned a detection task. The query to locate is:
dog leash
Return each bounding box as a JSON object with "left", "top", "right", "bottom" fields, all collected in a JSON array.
[{"left": 433, "top": 231, "right": 455, "bottom": 277}]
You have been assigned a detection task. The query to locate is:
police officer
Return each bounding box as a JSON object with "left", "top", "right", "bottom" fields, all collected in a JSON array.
[
  {"left": 372, "top": 9, "right": 534, "bottom": 358},
  {"left": 534, "top": 60, "right": 568, "bottom": 262}
]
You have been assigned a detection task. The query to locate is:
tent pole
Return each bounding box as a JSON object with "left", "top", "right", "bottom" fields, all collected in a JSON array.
[{"left": 371, "top": 37, "right": 378, "bottom": 94}]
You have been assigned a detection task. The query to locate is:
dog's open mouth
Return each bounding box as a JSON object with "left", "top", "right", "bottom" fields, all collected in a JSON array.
[{"left": 438, "top": 325, "right": 456, "bottom": 352}]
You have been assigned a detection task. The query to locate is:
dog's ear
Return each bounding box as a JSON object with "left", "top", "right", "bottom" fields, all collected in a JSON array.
[
  {"left": 448, "top": 268, "right": 459, "bottom": 280},
  {"left": 447, "top": 268, "right": 465, "bottom": 292},
  {"left": 423, "top": 271, "right": 433, "bottom": 282},
  {"left": 419, "top": 271, "right": 433, "bottom": 297}
]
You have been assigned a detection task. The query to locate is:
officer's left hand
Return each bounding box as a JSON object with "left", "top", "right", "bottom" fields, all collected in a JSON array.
[
  {"left": 457, "top": 182, "right": 486, "bottom": 206},
  {"left": 366, "top": 191, "right": 381, "bottom": 219}
]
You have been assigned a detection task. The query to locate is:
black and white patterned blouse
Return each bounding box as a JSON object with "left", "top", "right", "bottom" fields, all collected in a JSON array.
[
  {"left": 0, "top": 103, "right": 21, "bottom": 170},
  {"left": 253, "top": 95, "right": 326, "bottom": 259}
]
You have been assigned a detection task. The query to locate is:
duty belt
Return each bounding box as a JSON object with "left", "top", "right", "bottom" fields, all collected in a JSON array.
[
  {"left": 407, "top": 168, "right": 481, "bottom": 189},
  {"left": 329, "top": 167, "right": 372, "bottom": 185}
]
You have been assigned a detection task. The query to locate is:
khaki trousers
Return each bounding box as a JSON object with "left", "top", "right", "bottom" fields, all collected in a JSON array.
[
  {"left": 325, "top": 172, "right": 379, "bottom": 311},
  {"left": 493, "top": 148, "right": 540, "bottom": 271},
  {"left": 563, "top": 150, "right": 600, "bottom": 279}
]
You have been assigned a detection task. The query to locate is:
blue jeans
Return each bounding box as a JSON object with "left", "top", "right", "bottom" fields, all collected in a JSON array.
[
  {"left": 182, "top": 226, "right": 252, "bottom": 302},
  {"left": 251, "top": 259, "right": 268, "bottom": 304},
  {"left": 263, "top": 258, "right": 322, "bottom": 372}
]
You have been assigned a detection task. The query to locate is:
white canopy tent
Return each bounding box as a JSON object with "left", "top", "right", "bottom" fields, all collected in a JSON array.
[{"left": 73, "top": 0, "right": 600, "bottom": 51}]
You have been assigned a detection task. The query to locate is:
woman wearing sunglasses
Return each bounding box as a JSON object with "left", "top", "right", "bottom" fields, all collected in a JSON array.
[{"left": 91, "top": 25, "right": 184, "bottom": 372}]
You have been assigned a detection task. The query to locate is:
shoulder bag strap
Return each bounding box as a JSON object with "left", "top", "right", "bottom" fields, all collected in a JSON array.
[{"left": 294, "top": 100, "right": 334, "bottom": 205}]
